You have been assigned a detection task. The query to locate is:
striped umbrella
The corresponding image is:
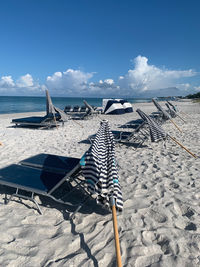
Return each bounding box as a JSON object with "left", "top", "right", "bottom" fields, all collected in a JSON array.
[
  {"left": 152, "top": 98, "right": 182, "bottom": 132},
  {"left": 136, "top": 108, "right": 197, "bottom": 158},
  {"left": 152, "top": 98, "right": 171, "bottom": 120},
  {"left": 82, "top": 119, "right": 123, "bottom": 266},
  {"left": 167, "top": 101, "right": 177, "bottom": 112},
  {"left": 82, "top": 120, "right": 123, "bottom": 210},
  {"left": 136, "top": 109, "right": 167, "bottom": 142},
  {"left": 165, "top": 103, "right": 177, "bottom": 118}
]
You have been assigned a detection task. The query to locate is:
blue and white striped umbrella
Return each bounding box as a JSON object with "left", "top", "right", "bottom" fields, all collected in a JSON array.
[
  {"left": 82, "top": 120, "right": 123, "bottom": 211},
  {"left": 167, "top": 101, "right": 177, "bottom": 112},
  {"left": 152, "top": 98, "right": 171, "bottom": 120},
  {"left": 136, "top": 109, "right": 167, "bottom": 142}
]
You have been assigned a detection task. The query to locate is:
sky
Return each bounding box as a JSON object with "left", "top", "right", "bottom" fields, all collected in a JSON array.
[{"left": 0, "top": 0, "right": 200, "bottom": 97}]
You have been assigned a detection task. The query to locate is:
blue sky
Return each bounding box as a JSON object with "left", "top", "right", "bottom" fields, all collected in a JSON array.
[{"left": 0, "top": 0, "right": 200, "bottom": 97}]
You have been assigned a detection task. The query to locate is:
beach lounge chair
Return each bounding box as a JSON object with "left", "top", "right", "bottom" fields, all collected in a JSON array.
[
  {"left": 64, "top": 105, "right": 73, "bottom": 113},
  {"left": 11, "top": 90, "right": 68, "bottom": 129},
  {"left": 89, "top": 120, "right": 149, "bottom": 149},
  {"left": 73, "top": 105, "right": 80, "bottom": 112},
  {"left": 68, "top": 100, "right": 99, "bottom": 120},
  {"left": 0, "top": 152, "right": 97, "bottom": 215}
]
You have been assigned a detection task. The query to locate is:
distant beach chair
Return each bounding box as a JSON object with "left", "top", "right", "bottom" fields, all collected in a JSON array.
[
  {"left": 11, "top": 90, "right": 68, "bottom": 129},
  {"left": 80, "top": 106, "right": 88, "bottom": 113},
  {"left": 72, "top": 105, "right": 80, "bottom": 112},
  {"left": 64, "top": 105, "right": 73, "bottom": 113},
  {"left": 69, "top": 100, "right": 99, "bottom": 120}
]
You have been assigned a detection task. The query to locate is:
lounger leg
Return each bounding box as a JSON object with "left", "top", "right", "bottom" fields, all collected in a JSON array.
[{"left": 5, "top": 189, "right": 42, "bottom": 214}]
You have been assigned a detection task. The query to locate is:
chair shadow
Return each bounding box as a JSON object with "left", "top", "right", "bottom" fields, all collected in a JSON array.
[
  {"left": 0, "top": 183, "right": 108, "bottom": 267},
  {"left": 118, "top": 119, "right": 144, "bottom": 129}
]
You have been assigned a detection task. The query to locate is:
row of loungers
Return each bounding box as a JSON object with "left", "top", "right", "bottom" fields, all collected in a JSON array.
[{"left": 64, "top": 105, "right": 97, "bottom": 113}]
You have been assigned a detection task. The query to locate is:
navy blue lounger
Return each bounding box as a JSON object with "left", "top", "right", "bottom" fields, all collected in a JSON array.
[{"left": 0, "top": 154, "right": 90, "bottom": 215}]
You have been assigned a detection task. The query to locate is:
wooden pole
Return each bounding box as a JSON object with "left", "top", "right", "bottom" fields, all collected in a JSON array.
[
  {"left": 176, "top": 114, "right": 186, "bottom": 123},
  {"left": 110, "top": 196, "right": 122, "bottom": 267},
  {"left": 168, "top": 135, "right": 197, "bottom": 158},
  {"left": 180, "top": 111, "right": 191, "bottom": 119},
  {"left": 71, "top": 119, "right": 83, "bottom": 128},
  {"left": 53, "top": 113, "right": 58, "bottom": 129},
  {"left": 169, "top": 119, "right": 182, "bottom": 133}
]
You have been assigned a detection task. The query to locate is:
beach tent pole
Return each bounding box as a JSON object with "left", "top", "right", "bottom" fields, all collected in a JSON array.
[
  {"left": 169, "top": 119, "right": 182, "bottom": 132},
  {"left": 168, "top": 135, "right": 197, "bottom": 158},
  {"left": 110, "top": 196, "right": 122, "bottom": 267}
]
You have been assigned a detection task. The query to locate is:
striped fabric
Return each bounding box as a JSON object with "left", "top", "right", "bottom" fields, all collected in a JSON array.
[
  {"left": 167, "top": 101, "right": 177, "bottom": 112},
  {"left": 81, "top": 120, "right": 123, "bottom": 210},
  {"left": 165, "top": 103, "right": 176, "bottom": 118},
  {"left": 152, "top": 98, "right": 171, "bottom": 120},
  {"left": 136, "top": 109, "right": 167, "bottom": 142}
]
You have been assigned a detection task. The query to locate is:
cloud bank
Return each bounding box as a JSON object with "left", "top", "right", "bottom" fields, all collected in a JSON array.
[
  {"left": 0, "top": 74, "right": 44, "bottom": 95},
  {"left": 0, "top": 56, "right": 199, "bottom": 97}
]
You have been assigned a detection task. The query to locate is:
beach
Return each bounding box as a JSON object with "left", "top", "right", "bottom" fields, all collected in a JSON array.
[{"left": 0, "top": 100, "right": 200, "bottom": 266}]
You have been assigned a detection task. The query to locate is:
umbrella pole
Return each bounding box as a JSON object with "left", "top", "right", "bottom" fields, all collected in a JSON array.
[
  {"left": 168, "top": 135, "right": 197, "bottom": 158},
  {"left": 176, "top": 114, "right": 186, "bottom": 123},
  {"left": 71, "top": 119, "right": 83, "bottom": 128},
  {"left": 110, "top": 196, "right": 122, "bottom": 267},
  {"left": 180, "top": 111, "right": 191, "bottom": 119},
  {"left": 169, "top": 119, "right": 182, "bottom": 132},
  {"left": 53, "top": 113, "right": 58, "bottom": 129}
]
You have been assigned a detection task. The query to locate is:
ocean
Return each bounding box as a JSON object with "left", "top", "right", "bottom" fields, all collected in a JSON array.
[{"left": 0, "top": 96, "right": 152, "bottom": 114}]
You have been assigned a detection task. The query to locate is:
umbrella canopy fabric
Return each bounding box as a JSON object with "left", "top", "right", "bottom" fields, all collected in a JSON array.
[
  {"left": 136, "top": 109, "right": 167, "bottom": 142},
  {"left": 152, "top": 98, "right": 171, "bottom": 120},
  {"left": 81, "top": 120, "right": 123, "bottom": 211},
  {"left": 167, "top": 101, "right": 177, "bottom": 112},
  {"left": 165, "top": 103, "right": 176, "bottom": 118},
  {"left": 46, "top": 90, "right": 68, "bottom": 121},
  {"left": 46, "top": 89, "right": 56, "bottom": 115}
]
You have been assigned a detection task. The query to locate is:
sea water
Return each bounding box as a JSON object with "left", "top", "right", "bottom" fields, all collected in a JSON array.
[{"left": 0, "top": 96, "right": 152, "bottom": 114}]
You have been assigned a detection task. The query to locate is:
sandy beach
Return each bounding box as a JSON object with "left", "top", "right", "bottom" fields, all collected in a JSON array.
[{"left": 0, "top": 100, "right": 200, "bottom": 267}]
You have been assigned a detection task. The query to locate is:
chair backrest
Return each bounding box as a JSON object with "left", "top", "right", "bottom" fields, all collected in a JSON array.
[
  {"left": 64, "top": 105, "right": 72, "bottom": 112},
  {"left": 73, "top": 106, "right": 80, "bottom": 112}
]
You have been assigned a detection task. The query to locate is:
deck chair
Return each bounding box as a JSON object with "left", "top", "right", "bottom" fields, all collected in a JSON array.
[
  {"left": 11, "top": 90, "right": 68, "bottom": 129},
  {"left": 0, "top": 153, "right": 98, "bottom": 215},
  {"left": 89, "top": 120, "right": 149, "bottom": 149},
  {"left": 82, "top": 100, "right": 99, "bottom": 119},
  {"left": 64, "top": 105, "right": 73, "bottom": 113},
  {"left": 73, "top": 105, "right": 80, "bottom": 112}
]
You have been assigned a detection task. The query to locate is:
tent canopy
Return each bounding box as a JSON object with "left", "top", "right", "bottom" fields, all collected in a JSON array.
[{"left": 103, "top": 99, "right": 133, "bottom": 115}]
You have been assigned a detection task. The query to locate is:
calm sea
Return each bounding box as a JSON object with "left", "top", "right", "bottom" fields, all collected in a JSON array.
[{"left": 0, "top": 96, "right": 152, "bottom": 114}]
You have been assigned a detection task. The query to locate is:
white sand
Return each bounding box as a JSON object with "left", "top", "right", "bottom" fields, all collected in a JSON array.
[{"left": 0, "top": 100, "right": 200, "bottom": 266}]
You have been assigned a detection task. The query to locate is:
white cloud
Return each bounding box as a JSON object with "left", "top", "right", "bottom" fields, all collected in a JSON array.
[
  {"left": 0, "top": 74, "right": 43, "bottom": 95},
  {"left": 0, "top": 76, "right": 15, "bottom": 88},
  {"left": 16, "top": 74, "right": 34, "bottom": 87},
  {"left": 194, "top": 86, "right": 200, "bottom": 91},
  {"left": 0, "top": 55, "right": 199, "bottom": 97},
  {"left": 46, "top": 69, "right": 93, "bottom": 95},
  {"left": 118, "top": 55, "right": 197, "bottom": 94}
]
